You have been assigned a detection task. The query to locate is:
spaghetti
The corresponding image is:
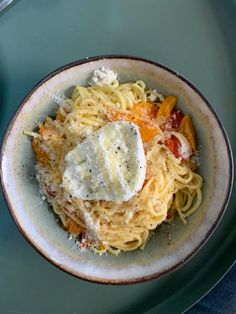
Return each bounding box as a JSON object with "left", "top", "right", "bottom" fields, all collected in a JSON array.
[{"left": 28, "top": 78, "right": 203, "bottom": 255}]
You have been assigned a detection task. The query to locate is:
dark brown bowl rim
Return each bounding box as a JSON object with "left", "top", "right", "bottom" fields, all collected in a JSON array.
[{"left": 0, "top": 54, "right": 234, "bottom": 285}]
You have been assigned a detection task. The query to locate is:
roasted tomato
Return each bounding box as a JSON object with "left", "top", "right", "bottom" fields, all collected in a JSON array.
[
  {"left": 107, "top": 102, "right": 160, "bottom": 142},
  {"left": 161, "top": 110, "right": 183, "bottom": 130},
  {"left": 164, "top": 135, "right": 181, "bottom": 158}
]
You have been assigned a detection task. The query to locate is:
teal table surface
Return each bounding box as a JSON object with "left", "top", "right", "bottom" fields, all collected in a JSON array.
[{"left": 0, "top": 0, "right": 235, "bottom": 313}]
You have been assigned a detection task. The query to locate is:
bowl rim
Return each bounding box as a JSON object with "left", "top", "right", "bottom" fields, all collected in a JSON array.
[{"left": 0, "top": 54, "right": 234, "bottom": 284}]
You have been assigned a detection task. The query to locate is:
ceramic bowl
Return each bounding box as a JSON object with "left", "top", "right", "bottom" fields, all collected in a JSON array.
[{"left": 0, "top": 55, "right": 233, "bottom": 284}]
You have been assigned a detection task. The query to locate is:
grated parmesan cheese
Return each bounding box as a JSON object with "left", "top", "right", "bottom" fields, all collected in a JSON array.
[
  {"left": 68, "top": 234, "right": 73, "bottom": 240},
  {"left": 89, "top": 66, "right": 117, "bottom": 85},
  {"left": 147, "top": 89, "right": 164, "bottom": 102}
]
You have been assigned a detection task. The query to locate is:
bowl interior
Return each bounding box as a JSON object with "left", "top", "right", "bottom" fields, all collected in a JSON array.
[{"left": 1, "top": 57, "right": 232, "bottom": 283}]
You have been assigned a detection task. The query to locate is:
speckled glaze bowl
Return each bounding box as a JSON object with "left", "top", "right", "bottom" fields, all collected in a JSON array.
[{"left": 0, "top": 56, "right": 233, "bottom": 284}]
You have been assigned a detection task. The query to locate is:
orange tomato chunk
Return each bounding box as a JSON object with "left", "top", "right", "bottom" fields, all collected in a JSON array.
[
  {"left": 157, "top": 96, "right": 177, "bottom": 119},
  {"left": 132, "top": 102, "right": 158, "bottom": 120},
  {"left": 68, "top": 221, "right": 81, "bottom": 234},
  {"left": 56, "top": 111, "right": 65, "bottom": 122},
  {"left": 136, "top": 118, "right": 159, "bottom": 142},
  {"left": 107, "top": 102, "right": 159, "bottom": 142},
  {"left": 179, "top": 115, "right": 196, "bottom": 150},
  {"left": 32, "top": 138, "right": 50, "bottom": 166}
]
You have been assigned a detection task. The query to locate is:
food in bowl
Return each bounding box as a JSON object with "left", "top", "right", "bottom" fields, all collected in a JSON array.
[
  {"left": 1, "top": 56, "right": 232, "bottom": 283},
  {"left": 26, "top": 67, "right": 203, "bottom": 255}
]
